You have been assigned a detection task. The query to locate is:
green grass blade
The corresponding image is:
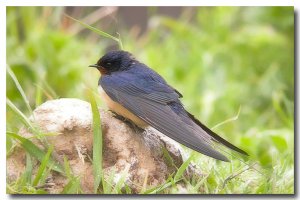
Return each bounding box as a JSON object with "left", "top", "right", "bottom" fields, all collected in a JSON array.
[
  {"left": 123, "top": 183, "right": 132, "bottom": 194},
  {"left": 142, "top": 173, "right": 177, "bottom": 194},
  {"left": 162, "top": 145, "right": 175, "bottom": 168},
  {"left": 38, "top": 164, "right": 54, "bottom": 188},
  {"left": 40, "top": 79, "right": 58, "bottom": 99},
  {"left": 6, "top": 98, "right": 49, "bottom": 146},
  {"left": 6, "top": 65, "right": 33, "bottom": 114},
  {"left": 23, "top": 153, "right": 33, "bottom": 184},
  {"left": 32, "top": 145, "right": 54, "bottom": 186},
  {"left": 116, "top": 32, "right": 124, "bottom": 50},
  {"left": 30, "top": 132, "right": 63, "bottom": 138},
  {"left": 6, "top": 142, "right": 17, "bottom": 157},
  {"left": 63, "top": 155, "right": 72, "bottom": 179},
  {"left": 174, "top": 154, "right": 194, "bottom": 182},
  {"left": 35, "top": 84, "right": 42, "bottom": 107},
  {"left": 89, "top": 91, "right": 102, "bottom": 193},
  {"left": 66, "top": 14, "right": 123, "bottom": 49},
  {"left": 102, "top": 167, "right": 116, "bottom": 194},
  {"left": 151, "top": 182, "right": 173, "bottom": 194},
  {"left": 6, "top": 98, "right": 36, "bottom": 132},
  {"left": 6, "top": 136, "right": 13, "bottom": 154},
  {"left": 61, "top": 177, "right": 81, "bottom": 194},
  {"left": 194, "top": 174, "right": 209, "bottom": 191},
  {"left": 7, "top": 132, "right": 64, "bottom": 174},
  {"left": 143, "top": 178, "right": 173, "bottom": 194},
  {"left": 114, "top": 165, "right": 130, "bottom": 194},
  {"left": 211, "top": 106, "right": 241, "bottom": 130}
]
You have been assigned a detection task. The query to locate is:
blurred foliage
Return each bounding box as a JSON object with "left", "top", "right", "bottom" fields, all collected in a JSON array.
[{"left": 6, "top": 6, "right": 294, "bottom": 194}]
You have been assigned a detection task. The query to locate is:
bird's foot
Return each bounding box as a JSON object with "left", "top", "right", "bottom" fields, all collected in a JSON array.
[{"left": 111, "top": 111, "right": 144, "bottom": 134}]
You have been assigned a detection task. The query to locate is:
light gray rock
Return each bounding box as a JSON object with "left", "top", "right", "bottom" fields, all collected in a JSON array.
[{"left": 7, "top": 98, "right": 200, "bottom": 194}]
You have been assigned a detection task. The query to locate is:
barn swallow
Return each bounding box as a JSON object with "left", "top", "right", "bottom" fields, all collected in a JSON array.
[{"left": 89, "top": 50, "right": 248, "bottom": 162}]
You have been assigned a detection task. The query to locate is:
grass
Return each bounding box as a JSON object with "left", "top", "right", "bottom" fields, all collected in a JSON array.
[
  {"left": 89, "top": 90, "right": 103, "bottom": 193},
  {"left": 6, "top": 6, "right": 294, "bottom": 194},
  {"left": 66, "top": 14, "right": 123, "bottom": 50}
]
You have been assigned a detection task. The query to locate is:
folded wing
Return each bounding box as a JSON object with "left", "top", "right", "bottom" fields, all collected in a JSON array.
[{"left": 100, "top": 72, "right": 247, "bottom": 161}]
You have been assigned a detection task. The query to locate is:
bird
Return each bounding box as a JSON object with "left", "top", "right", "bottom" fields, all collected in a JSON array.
[{"left": 89, "top": 50, "right": 248, "bottom": 162}]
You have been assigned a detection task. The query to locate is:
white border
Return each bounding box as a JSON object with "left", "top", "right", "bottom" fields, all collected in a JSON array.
[
  {"left": 1, "top": 2, "right": 7, "bottom": 199},
  {"left": 1, "top": 0, "right": 297, "bottom": 6},
  {"left": 1, "top": 1, "right": 299, "bottom": 200}
]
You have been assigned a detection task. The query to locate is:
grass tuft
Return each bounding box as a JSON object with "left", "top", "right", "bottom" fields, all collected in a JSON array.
[
  {"left": 6, "top": 98, "right": 36, "bottom": 132},
  {"left": 6, "top": 65, "right": 33, "bottom": 115},
  {"left": 89, "top": 90, "right": 103, "bottom": 193},
  {"left": 7, "top": 132, "right": 64, "bottom": 174},
  {"left": 32, "top": 145, "right": 54, "bottom": 186},
  {"left": 61, "top": 177, "right": 82, "bottom": 194}
]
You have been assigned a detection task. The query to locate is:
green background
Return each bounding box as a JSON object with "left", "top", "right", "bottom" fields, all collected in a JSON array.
[{"left": 6, "top": 7, "right": 294, "bottom": 194}]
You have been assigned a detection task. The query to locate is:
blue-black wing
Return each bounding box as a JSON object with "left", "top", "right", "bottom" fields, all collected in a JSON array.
[{"left": 100, "top": 69, "right": 247, "bottom": 161}]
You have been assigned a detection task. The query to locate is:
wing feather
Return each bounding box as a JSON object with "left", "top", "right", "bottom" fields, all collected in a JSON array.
[
  {"left": 125, "top": 95, "right": 229, "bottom": 161},
  {"left": 100, "top": 71, "right": 247, "bottom": 161}
]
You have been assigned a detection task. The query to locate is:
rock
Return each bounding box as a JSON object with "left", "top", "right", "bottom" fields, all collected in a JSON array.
[{"left": 6, "top": 98, "right": 200, "bottom": 194}]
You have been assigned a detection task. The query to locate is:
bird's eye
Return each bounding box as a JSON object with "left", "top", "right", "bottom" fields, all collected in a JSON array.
[{"left": 106, "top": 62, "right": 112, "bottom": 66}]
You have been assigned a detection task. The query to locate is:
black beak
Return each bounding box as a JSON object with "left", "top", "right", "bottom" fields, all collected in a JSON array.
[{"left": 89, "top": 64, "right": 99, "bottom": 68}]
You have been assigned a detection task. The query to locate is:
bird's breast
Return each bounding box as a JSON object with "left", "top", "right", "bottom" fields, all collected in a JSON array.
[{"left": 98, "top": 86, "right": 148, "bottom": 128}]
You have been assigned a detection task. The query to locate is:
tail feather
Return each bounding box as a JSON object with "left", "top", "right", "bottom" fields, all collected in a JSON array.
[{"left": 187, "top": 112, "right": 249, "bottom": 156}]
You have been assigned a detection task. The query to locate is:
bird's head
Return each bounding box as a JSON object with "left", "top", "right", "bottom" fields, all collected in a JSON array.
[{"left": 89, "top": 50, "right": 136, "bottom": 75}]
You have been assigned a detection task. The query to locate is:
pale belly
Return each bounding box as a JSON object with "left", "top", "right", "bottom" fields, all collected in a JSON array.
[{"left": 98, "top": 86, "right": 148, "bottom": 128}]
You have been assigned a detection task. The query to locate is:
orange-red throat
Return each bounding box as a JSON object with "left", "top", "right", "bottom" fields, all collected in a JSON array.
[
  {"left": 89, "top": 64, "right": 108, "bottom": 75},
  {"left": 98, "top": 67, "right": 108, "bottom": 75}
]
